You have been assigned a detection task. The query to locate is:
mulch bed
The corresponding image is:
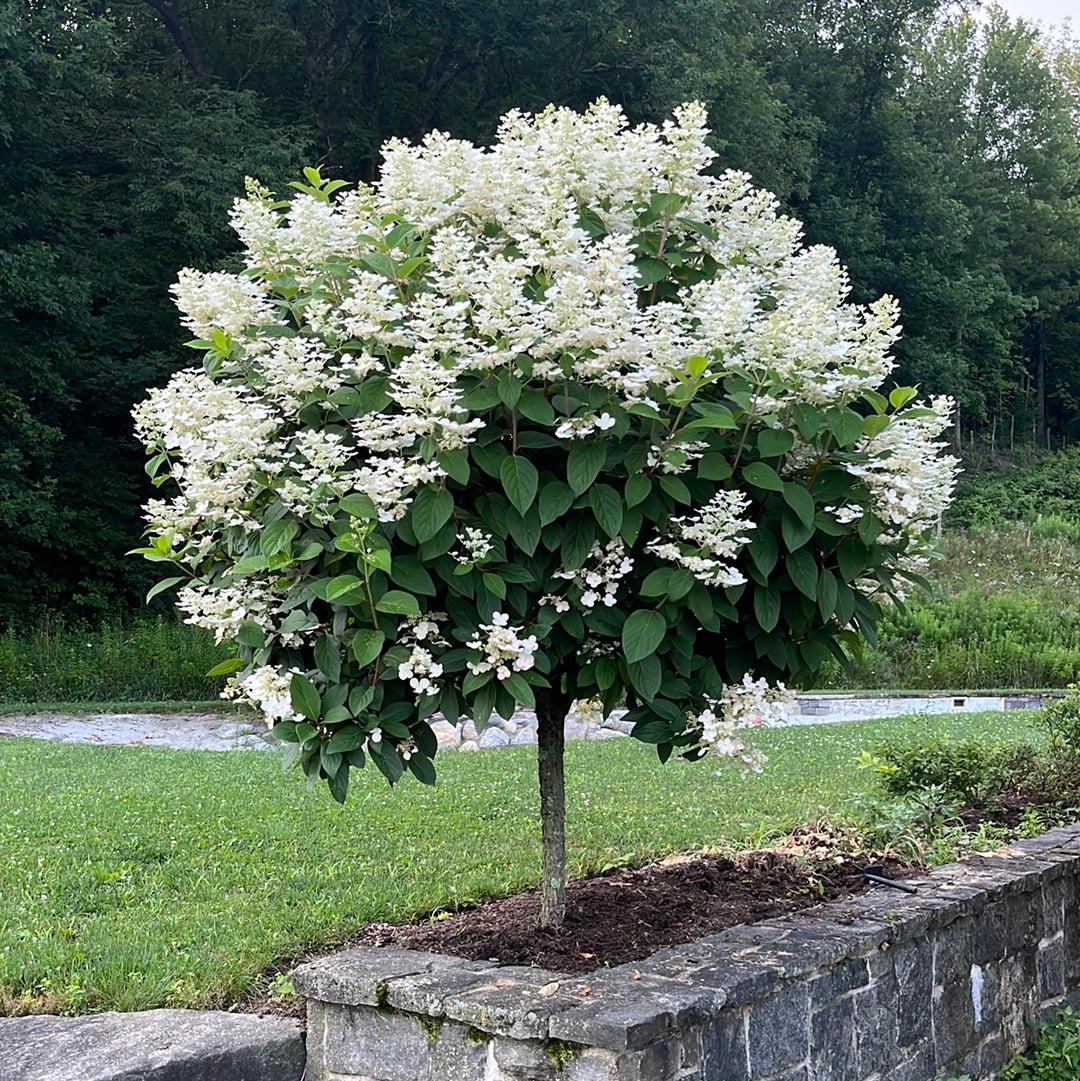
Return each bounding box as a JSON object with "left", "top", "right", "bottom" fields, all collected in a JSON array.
[
  {"left": 242, "top": 843, "right": 914, "bottom": 1018},
  {"left": 350, "top": 848, "right": 914, "bottom": 975}
]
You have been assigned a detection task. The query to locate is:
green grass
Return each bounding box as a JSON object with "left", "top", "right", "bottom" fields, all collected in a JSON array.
[
  {"left": 0, "top": 701, "right": 240, "bottom": 718},
  {"left": 0, "top": 709, "right": 1041, "bottom": 1016}
]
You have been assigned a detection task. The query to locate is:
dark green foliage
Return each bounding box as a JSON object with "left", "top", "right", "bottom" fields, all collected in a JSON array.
[
  {"left": 0, "top": 617, "right": 233, "bottom": 703},
  {"left": 870, "top": 734, "right": 1038, "bottom": 808},
  {"left": 948, "top": 447, "right": 1080, "bottom": 530}
]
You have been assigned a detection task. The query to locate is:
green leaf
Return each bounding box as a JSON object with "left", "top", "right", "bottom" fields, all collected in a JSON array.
[
  {"left": 757, "top": 429, "right": 795, "bottom": 457},
  {"left": 625, "top": 474, "right": 651, "bottom": 507},
  {"left": 864, "top": 389, "right": 888, "bottom": 415},
  {"left": 635, "top": 257, "right": 670, "bottom": 286},
  {"left": 626, "top": 654, "right": 662, "bottom": 699},
  {"left": 567, "top": 442, "right": 607, "bottom": 495},
  {"left": 230, "top": 555, "right": 269, "bottom": 577},
  {"left": 145, "top": 576, "right": 185, "bottom": 603},
  {"left": 747, "top": 529, "right": 779, "bottom": 578},
  {"left": 481, "top": 572, "right": 507, "bottom": 600},
  {"left": 206, "top": 656, "right": 246, "bottom": 678},
  {"left": 497, "top": 370, "right": 523, "bottom": 409},
  {"left": 500, "top": 455, "right": 539, "bottom": 517},
  {"left": 829, "top": 409, "right": 864, "bottom": 448},
  {"left": 817, "top": 569, "right": 839, "bottom": 622},
  {"left": 622, "top": 610, "right": 666, "bottom": 664},
  {"left": 407, "top": 753, "right": 437, "bottom": 786},
  {"left": 640, "top": 569, "right": 674, "bottom": 598},
  {"left": 390, "top": 556, "right": 436, "bottom": 596},
  {"left": 328, "top": 764, "right": 350, "bottom": 804},
  {"left": 862, "top": 414, "right": 890, "bottom": 439},
  {"left": 889, "top": 386, "right": 918, "bottom": 410},
  {"left": 753, "top": 586, "right": 781, "bottom": 633},
  {"left": 560, "top": 517, "right": 596, "bottom": 571},
  {"left": 375, "top": 590, "right": 421, "bottom": 616},
  {"left": 326, "top": 727, "right": 366, "bottom": 754},
  {"left": 792, "top": 404, "right": 823, "bottom": 441},
  {"left": 237, "top": 621, "right": 265, "bottom": 648},
  {"left": 589, "top": 484, "right": 623, "bottom": 538},
  {"left": 326, "top": 575, "right": 367, "bottom": 604},
  {"left": 338, "top": 493, "right": 378, "bottom": 519},
  {"left": 631, "top": 719, "right": 672, "bottom": 744},
  {"left": 411, "top": 486, "right": 454, "bottom": 543},
  {"left": 518, "top": 389, "right": 555, "bottom": 425},
  {"left": 539, "top": 481, "right": 574, "bottom": 525},
  {"left": 659, "top": 475, "right": 691, "bottom": 504},
  {"left": 786, "top": 549, "right": 818, "bottom": 600},
  {"left": 781, "top": 508, "right": 815, "bottom": 552},
  {"left": 500, "top": 672, "right": 536, "bottom": 708},
  {"left": 437, "top": 449, "right": 470, "bottom": 486},
  {"left": 370, "top": 741, "right": 404, "bottom": 785},
  {"left": 290, "top": 673, "right": 322, "bottom": 722},
  {"left": 697, "top": 453, "right": 732, "bottom": 481},
  {"left": 259, "top": 519, "right": 299, "bottom": 559},
  {"left": 837, "top": 537, "right": 869, "bottom": 583},
  {"left": 782, "top": 483, "right": 816, "bottom": 528},
  {"left": 743, "top": 461, "right": 784, "bottom": 492},
  {"left": 314, "top": 634, "right": 342, "bottom": 682}
]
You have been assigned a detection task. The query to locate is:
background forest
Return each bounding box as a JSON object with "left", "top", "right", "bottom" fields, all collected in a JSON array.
[{"left": 2, "top": 0, "right": 1079, "bottom": 624}]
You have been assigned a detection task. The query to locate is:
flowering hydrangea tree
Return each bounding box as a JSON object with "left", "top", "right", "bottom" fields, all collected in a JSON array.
[{"left": 133, "top": 101, "right": 957, "bottom": 926}]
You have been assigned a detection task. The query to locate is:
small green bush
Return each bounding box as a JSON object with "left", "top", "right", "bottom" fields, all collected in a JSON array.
[
  {"left": 868, "top": 735, "right": 1037, "bottom": 808},
  {"left": 1036, "top": 684, "right": 1080, "bottom": 779}
]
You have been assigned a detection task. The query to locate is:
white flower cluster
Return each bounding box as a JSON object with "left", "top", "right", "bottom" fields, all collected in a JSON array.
[
  {"left": 847, "top": 396, "right": 959, "bottom": 549},
  {"left": 452, "top": 526, "right": 495, "bottom": 565},
  {"left": 176, "top": 580, "right": 276, "bottom": 645},
  {"left": 171, "top": 269, "right": 275, "bottom": 339},
  {"left": 394, "top": 616, "right": 448, "bottom": 699},
  {"left": 554, "top": 413, "right": 616, "bottom": 440},
  {"left": 553, "top": 539, "right": 633, "bottom": 608},
  {"left": 224, "top": 666, "right": 297, "bottom": 730},
  {"left": 647, "top": 490, "right": 755, "bottom": 587},
  {"left": 466, "top": 612, "right": 538, "bottom": 681},
  {"left": 690, "top": 675, "right": 795, "bottom": 775}
]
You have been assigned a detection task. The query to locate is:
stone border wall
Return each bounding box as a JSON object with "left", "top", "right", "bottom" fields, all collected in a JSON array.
[{"left": 292, "top": 825, "right": 1080, "bottom": 1081}]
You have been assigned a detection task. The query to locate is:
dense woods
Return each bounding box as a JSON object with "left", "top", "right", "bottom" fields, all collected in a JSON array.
[{"left": 2, "top": 0, "right": 1079, "bottom": 621}]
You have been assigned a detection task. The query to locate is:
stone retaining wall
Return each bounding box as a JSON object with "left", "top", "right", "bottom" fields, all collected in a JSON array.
[{"left": 292, "top": 825, "right": 1080, "bottom": 1081}]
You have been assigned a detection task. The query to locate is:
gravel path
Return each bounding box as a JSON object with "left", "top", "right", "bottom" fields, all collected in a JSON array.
[
  {"left": 0, "top": 692, "right": 1050, "bottom": 754},
  {"left": 0, "top": 712, "right": 269, "bottom": 751}
]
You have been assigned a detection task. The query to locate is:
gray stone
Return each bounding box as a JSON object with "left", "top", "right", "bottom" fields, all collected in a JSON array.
[
  {"left": 291, "top": 946, "right": 493, "bottom": 1007},
  {"left": 547, "top": 973, "right": 718, "bottom": 1051},
  {"left": 478, "top": 727, "right": 511, "bottom": 749},
  {"left": 746, "top": 986, "right": 809, "bottom": 1076},
  {"left": 0, "top": 1009, "right": 303, "bottom": 1081},
  {"left": 808, "top": 996, "right": 856, "bottom": 1081}
]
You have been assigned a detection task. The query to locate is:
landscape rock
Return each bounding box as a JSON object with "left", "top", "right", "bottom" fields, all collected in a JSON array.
[{"left": 0, "top": 1009, "right": 304, "bottom": 1081}]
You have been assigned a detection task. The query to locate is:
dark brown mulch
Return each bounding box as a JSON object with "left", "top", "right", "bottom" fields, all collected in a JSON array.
[
  {"left": 241, "top": 844, "right": 914, "bottom": 1019},
  {"left": 351, "top": 849, "right": 914, "bottom": 976}
]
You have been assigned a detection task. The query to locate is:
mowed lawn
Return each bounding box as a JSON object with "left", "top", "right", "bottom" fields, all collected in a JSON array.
[{"left": 0, "top": 710, "right": 1040, "bottom": 1015}]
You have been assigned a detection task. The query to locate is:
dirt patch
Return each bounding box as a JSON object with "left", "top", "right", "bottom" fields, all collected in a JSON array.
[{"left": 244, "top": 844, "right": 913, "bottom": 1019}]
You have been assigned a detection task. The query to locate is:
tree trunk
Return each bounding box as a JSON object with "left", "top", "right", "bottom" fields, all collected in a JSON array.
[
  {"left": 140, "top": 0, "right": 208, "bottom": 79},
  {"left": 535, "top": 685, "right": 571, "bottom": 928},
  {"left": 1034, "top": 318, "right": 1047, "bottom": 450}
]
